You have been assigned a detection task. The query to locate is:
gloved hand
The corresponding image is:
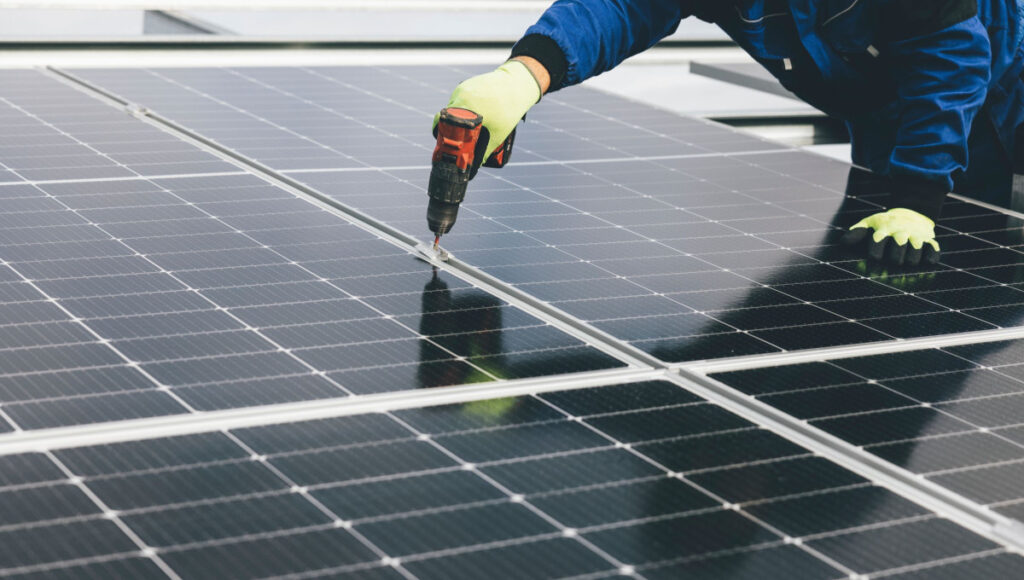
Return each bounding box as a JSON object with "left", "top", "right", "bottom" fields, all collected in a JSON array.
[
  {"left": 433, "top": 59, "right": 541, "bottom": 160},
  {"left": 841, "top": 208, "right": 941, "bottom": 266}
]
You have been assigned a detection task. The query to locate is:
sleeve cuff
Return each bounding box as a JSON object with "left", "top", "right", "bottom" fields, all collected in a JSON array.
[
  {"left": 511, "top": 33, "right": 569, "bottom": 92},
  {"left": 888, "top": 176, "right": 949, "bottom": 222}
]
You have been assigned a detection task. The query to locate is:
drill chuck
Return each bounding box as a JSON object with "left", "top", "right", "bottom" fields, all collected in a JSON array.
[
  {"left": 427, "top": 161, "right": 466, "bottom": 234},
  {"left": 427, "top": 198, "right": 460, "bottom": 236},
  {"left": 427, "top": 157, "right": 470, "bottom": 206}
]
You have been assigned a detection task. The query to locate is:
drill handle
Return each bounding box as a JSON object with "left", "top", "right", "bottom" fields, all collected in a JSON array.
[
  {"left": 464, "top": 125, "right": 516, "bottom": 179},
  {"left": 483, "top": 127, "right": 516, "bottom": 169},
  {"left": 431, "top": 108, "right": 518, "bottom": 178}
]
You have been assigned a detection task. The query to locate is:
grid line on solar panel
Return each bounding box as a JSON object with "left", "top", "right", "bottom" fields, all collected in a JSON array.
[
  {"left": 68, "top": 65, "right": 782, "bottom": 174},
  {"left": 326, "top": 64, "right": 784, "bottom": 161},
  {"left": 3, "top": 380, "right": 1014, "bottom": 578},
  {"left": 0, "top": 74, "right": 238, "bottom": 181},
  {"left": 709, "top": 340, "right": 1024, "bottom": 528},
  {"left": 32, "top": 423, "right": 758, "bottom": 493},
  {"left": 0, "top": 462, "right": 390, "bottom": 578},
  {"left": 48, "top": 402, "right": 620, "bottom": 575},
  {"left": 6, "top": 389, "right": 737, "bottom": 573},
  {"left": 0, "top": 242, "right": 307, "bottom": 407},
  {"left": 0, "top": 170, "right": 249, "bottom": 187},
  {"left": 870, "top": 551, "right": 1024, "bottom": 580},
  {"left": 59, "top": 66, "right": 786, "bottom": 187},
  {"left": 0, "top": 278, "right": 622, "bottom": 418},
  {"left": 37, "top": 449, "right": 182, "bottom": 578},
  {"left": 0, "top": 178, "right": 198, "bottom": 429},
  {"left": 121, "top": 67, "right": 404, "bottom": 172}
]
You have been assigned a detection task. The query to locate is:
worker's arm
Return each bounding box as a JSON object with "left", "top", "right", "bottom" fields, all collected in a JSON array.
[
  {"left": 511, "top": 0, "right": 687, "bottom": 91},
  {"left": 512, "top": 56, "right": 552, "bottom": 95},
  {"left": 882, "top": 0, "right": 991, "bottom": 221},
  {"left": 432, "top": 59, "right": 544, "bottom": 160},
  {"left": 434, "top": 0, "right": 686, "bottom": 158},
  {"left": 842, "top": 0, "right": 990, "bottom": 266}
]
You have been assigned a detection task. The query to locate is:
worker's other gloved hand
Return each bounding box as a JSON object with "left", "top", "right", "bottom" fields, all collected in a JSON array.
[
  {"left": 841, "top": 208, "right": 941, "bottom": 266},
  {"left": 433, "top": 59, "right": 541, "bottom": 160}
]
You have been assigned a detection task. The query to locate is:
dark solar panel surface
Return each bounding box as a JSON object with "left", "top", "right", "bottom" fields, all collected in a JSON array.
[
  {"left": 0, "top": 70, "right": 238, "bottom": 181},
  {"left": 0, "top": 63, "right": 1022, "bottom": 578},
  {"left": 0, "top": 69, "right": 624, "bottom": 430},
  {"left": 712, "top": 339, "right": 1024, "bottom": 524},
  {"left": 1, "top": 381, "right": 1017, "bottom": 578},
  {"left": 65, "top": 66, "right": 1024, "bottom": 363},
  {"left": 65, "top": 66, "right": 787, "bottom": 169}
]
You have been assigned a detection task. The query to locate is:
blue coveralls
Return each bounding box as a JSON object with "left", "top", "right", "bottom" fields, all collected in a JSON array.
[{"left": 514, "top": 0, "right": 1024, "bottom": 214}]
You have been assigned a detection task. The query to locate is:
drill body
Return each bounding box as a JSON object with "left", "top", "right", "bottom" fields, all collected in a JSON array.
[{"left": 427, "top": 107, "right": 514, "bottom": 243}]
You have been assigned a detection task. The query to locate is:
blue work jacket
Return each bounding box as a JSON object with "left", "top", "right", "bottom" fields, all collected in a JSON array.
[{"left": 519, "top": 0, "right": 1024, "bottom": 202}]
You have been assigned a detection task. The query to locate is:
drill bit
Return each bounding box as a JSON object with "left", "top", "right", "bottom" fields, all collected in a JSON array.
[{"left": 429, "top": 234, "right": 450, "bottom": 262}]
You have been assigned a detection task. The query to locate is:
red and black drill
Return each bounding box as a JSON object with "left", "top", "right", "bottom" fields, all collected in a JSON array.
[{"left": 427, "top": 107, "right": 515, "bottom": 251}]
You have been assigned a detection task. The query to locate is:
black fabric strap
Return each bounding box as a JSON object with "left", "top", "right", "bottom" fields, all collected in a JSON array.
[
  {"left": 888, "top": 175, "right": 949, "bottom": 221},
  {"left": 511, "top": 33, "right": 569, "bottom": 92}
]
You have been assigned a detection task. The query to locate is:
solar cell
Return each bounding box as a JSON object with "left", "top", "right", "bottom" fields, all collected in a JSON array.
[
  {"left": 0, "top": 380, "right": 1013, "bottom": 578},
  {"left": 711, "top": 338, "right": 1024, "bottom": 524}
]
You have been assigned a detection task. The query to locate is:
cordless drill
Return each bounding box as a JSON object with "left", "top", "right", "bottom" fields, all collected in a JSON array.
[{"left": 427, "top": 107, "right": 515, "bottom": 251}]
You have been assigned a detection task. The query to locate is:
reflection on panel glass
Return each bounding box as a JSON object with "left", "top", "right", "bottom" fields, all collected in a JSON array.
[{"left": 414, "top": 266, "right": 623, "bottom": 391}]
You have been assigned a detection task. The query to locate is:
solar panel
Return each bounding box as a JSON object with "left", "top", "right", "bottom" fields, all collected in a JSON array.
[
  {"left": 0, "top": 62, "right": 1021, "bottom": 578},
  {"left": 64, "top": 66, "right": 1024, "bottom": 363},
  {"left": 0, "top": 69, "right": 626, "bottom": 430},
  {"left": 0, "top": 380, "right": 1014, "bottom": 578},
  {"left": 65, "top": 66, "right": 787, "bottom": 167},
  {"left": 710, "top": 339, "right": 1024, "bottom": 524}
]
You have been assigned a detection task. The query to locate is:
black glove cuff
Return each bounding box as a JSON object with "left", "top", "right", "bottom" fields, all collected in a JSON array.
[
  {"left": 888, "top": 176, "right": 948, "bottom": 222},
  {"left": 510, "top": 33, "right": 569, "bottom": 92}
]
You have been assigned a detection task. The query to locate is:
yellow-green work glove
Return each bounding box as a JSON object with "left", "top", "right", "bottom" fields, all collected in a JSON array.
[
  {"left": 841, "top": 208, "right": 941, "bottom": 266},
  {"left": 433, "top": 60, "right": 541, "bottom": 160}
]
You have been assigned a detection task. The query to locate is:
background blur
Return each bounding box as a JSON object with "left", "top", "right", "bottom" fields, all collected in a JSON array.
[
  {"left": 0, "top": 1, "right": 727, "bottom": 40},
  {"left": 0, "top": 1, "right": 845, "bottom": 157}
]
